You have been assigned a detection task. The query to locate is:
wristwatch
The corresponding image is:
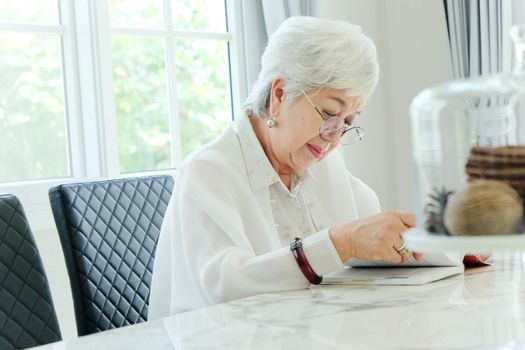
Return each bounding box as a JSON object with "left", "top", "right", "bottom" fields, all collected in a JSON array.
[{"left": 290, "top": 237, "right": 323, "bottom": 285}]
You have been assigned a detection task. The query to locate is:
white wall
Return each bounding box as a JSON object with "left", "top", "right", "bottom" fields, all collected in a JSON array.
[{"left": 319, "top": 0, "right": 452, "bottom": 211}]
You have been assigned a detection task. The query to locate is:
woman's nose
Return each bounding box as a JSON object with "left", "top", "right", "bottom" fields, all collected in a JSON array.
[{"left": 320, "top": 129, "right": 340, "bottom": 143}]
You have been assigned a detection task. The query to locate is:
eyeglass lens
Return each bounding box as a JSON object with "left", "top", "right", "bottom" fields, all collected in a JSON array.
[
  {"left": 319, "top": 116, "right": 363, "bottom": 145},
  {"left": 340, "top": 127, "right": 364, "bottom": 145}
]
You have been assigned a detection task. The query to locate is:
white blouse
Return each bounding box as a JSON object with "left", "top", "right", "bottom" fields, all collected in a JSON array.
[{"left": 149, "top": 115, "right": 381, "bottom": 318}]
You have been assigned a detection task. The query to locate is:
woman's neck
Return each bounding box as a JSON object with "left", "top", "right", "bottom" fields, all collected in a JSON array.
[{"left": 250, "top": 116, "right": 293, "bottom": 189}]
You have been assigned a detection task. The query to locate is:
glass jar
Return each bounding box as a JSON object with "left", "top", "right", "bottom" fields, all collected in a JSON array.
[{"left": 405, "top": 26, "right": 525, "bottom": 253}]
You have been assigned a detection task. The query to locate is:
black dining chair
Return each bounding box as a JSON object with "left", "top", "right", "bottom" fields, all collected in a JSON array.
[
  {"left": 48, "top": 175, "right": 174, "bottom": 336},
  {"left": 0, "top": 194, "right": 62, "bottom": 349}
]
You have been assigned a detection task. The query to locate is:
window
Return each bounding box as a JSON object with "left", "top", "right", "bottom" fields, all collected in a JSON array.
[
  {"left": 108, "top": 0, "right": 233, "bottom": 172},
  {"left": 0, "top": 0, "right": 245, "bottom": 230},
  {"left": 0, "top": 1, "right": 69, "bottom": 182}
]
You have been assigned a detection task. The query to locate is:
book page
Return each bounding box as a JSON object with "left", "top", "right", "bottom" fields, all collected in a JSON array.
[
  {"left": 321, "top": 265, "right": 464, "bottom": 285},
  {"left": 345, "top": 251, "right": 463, "bottom": 267}
]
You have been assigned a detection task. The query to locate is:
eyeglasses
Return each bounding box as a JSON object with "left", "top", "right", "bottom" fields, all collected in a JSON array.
[{"left": 301, "top": 90, "right": 364, "bottom": 145}]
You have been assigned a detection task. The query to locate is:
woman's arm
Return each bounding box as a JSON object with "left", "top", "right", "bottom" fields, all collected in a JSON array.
[{"left": 175, "top": 160, "right": 344, "bottom": 304}]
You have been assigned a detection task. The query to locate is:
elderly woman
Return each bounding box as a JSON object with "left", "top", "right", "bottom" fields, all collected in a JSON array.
[{"left": 149, "top": 16, "right": 420, "bottom": 318}]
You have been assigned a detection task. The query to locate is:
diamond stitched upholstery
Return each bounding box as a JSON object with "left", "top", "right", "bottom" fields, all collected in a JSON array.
[
  {"left": 0, "top": 194, "right": 61, "bottom": 350},
  {"left": 48, "top": 175, "right": 174, "bottom": 336}
]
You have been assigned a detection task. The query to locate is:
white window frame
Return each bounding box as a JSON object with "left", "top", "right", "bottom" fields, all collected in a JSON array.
[{"left": 0, "top": 0, "right": 248, "bottom": 231}]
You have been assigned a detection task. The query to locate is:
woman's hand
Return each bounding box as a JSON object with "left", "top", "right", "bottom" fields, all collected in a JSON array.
[{"left": 329, "top": 210, "right": 423, "bottom": 264}]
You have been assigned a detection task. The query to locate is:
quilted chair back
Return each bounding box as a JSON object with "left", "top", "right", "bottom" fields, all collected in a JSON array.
[
  {"left": 0, "top": 194, "right": 61, "bottom": 349},
  {"left": 48, "top": 175, "right": 174, "bottom": 336}
]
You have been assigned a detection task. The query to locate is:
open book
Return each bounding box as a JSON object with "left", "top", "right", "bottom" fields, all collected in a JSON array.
[
  {"left": 345, "top": 251, "right": 463, "bottom": 267},
  {"left": 321, "top": 252, "right": 464, "bottom": 285}
]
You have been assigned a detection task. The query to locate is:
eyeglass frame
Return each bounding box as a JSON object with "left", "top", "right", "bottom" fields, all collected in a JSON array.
[{"left": 300, "top": 90, "right": 364, "bottom": 145}]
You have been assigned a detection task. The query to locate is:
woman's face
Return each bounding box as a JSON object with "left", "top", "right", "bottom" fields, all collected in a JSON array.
[{"left": 267, "top": 78, "right": 363, "bottom": 175}]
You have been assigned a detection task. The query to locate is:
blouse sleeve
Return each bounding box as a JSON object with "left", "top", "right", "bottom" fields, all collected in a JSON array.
[{"left": 175, "top": 159, "right": 343, "bottom": 305}]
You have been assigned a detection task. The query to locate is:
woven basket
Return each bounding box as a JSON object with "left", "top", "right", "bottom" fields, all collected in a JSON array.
[{"left": 466, "top": 146, "right": 525, "bottom": 199}]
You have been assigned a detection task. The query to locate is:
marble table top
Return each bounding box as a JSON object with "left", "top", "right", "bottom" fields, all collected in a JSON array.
[{"left": 34, "top": 253, "right": 525, "bottom": 349}]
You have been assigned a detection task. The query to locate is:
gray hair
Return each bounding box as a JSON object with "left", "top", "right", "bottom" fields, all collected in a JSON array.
[{"left": 243, "top": 16, "right": 380, "bottom": 117}]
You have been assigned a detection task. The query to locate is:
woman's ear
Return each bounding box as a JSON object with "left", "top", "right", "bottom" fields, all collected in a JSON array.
[{"left": 269, "top": 77, "right": 285, "bottom": 116}]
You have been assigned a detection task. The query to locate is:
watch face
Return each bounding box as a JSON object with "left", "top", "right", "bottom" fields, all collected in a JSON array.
[{"left": 290, "top": 237, "right": 303, "bottom": 251}]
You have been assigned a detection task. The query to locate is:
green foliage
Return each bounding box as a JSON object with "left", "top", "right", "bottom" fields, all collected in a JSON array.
[
  {"left": 0, "top": 0, "right": 231, "bottom": 180},
  {"left": 109, "top": 0, "right": 163, "bottom": 29},
  {"left": 0, "top": 33, "right": 68, "bottom": 182},
  {"left": 174, "top": 38, "right": 230, "bottom": 159},
  {"left": 0, "top": 0, "right": 58, "bottom": 24},
  {"left": 113, "top": 0, "right": 230, "bottom": 172},
  {"left": 173, "top": 0, "right": 226, "bottom": 32},
  {"left": 112, "top": 36, "right": 171, "bottom": 173}
]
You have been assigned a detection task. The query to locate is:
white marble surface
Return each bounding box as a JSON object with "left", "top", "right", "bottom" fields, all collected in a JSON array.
[{"left": 33, "top": 253, "right": 525, "bottom": 349}]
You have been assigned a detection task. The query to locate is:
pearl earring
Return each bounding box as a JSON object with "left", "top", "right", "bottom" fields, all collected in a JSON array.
[{"left": 266, "top": 116, "right": 276, "bottom": 128}]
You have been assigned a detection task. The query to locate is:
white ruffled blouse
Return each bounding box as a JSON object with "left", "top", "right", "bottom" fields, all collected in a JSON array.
[{"left": 149, "top": 115, "right": 381, "bottom": 318}]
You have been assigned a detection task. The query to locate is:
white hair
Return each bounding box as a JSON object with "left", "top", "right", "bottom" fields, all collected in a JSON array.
[{"left": 243, "top": 16, "right": 380, "bottom": 117}]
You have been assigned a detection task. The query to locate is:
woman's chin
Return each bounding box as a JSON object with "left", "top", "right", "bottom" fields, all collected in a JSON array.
[
  {"left": 297, "top": 160, "right": 317, "bottom": 173},
  {"left": 291, "top": 152, "right": 321, "bottom": 173}
]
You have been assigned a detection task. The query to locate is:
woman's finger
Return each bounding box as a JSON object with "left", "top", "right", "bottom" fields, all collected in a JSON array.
[
  {"left": 385, "top": 249, "right": 403, "bottom": 264},
  {"left": 398, "top": 212, "right": 416, "bottom": 228},
  {"left": 413, "top": 252, "right": 424, "bottom": 261},
  {"left": 400, "top": 250, "right": 412, "bottom": 263},
  {"left": 392, "top": 237, "right": 405, "bottom": 252}
]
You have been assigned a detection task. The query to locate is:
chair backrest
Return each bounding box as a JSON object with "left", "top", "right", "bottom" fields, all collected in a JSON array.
[
  {"left": 48, "top": 175, "right": 174, "bottom": 336},
  {"left": 0, "top": 194, "right": 62, "bottom": 349}
]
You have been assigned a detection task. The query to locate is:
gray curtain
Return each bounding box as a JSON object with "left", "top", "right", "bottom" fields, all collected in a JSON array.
[
  {"left": 443, "top": 0, "right": 512, "bottom": 78},
  {"left": 239, "top": 0, "right": 318, "bottom": 96},
  {"left": 261, "top": 0, "right": 318, "bottom": 37},
  {"left": 443, "top": 0, "right": 515, "bottom": 146}
]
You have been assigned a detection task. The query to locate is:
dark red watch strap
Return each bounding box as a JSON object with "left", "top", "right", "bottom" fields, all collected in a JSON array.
[{"left": 290, "top": 237, "right": 323, "bottom": 285}]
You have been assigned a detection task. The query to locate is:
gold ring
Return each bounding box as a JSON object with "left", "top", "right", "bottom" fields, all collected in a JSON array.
[
  {"left": 394, "top": 242, "right": 408, "bottom": 256},
  {"left": 397, "top": 247, "right": 409, "bottom": 256}
]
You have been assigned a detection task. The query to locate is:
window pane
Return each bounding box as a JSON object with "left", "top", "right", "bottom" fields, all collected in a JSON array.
[
  {"left": 174, "top": 39, "right": 231, "bottom": 159},
  {"left": 112, "top": 36, "right": 171, "bottom": 173},
  {"left": 0, "top": 0, "right": 58, "bottom": 24},
  {"left": 172, "top": 0, "right": 226, "bottom": 32},
  {"left": 0, "top": 33, "right": 68, "bottom": 182},
  {"left": 109, "top": 0, "right": 163, "bottom": 29}
]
